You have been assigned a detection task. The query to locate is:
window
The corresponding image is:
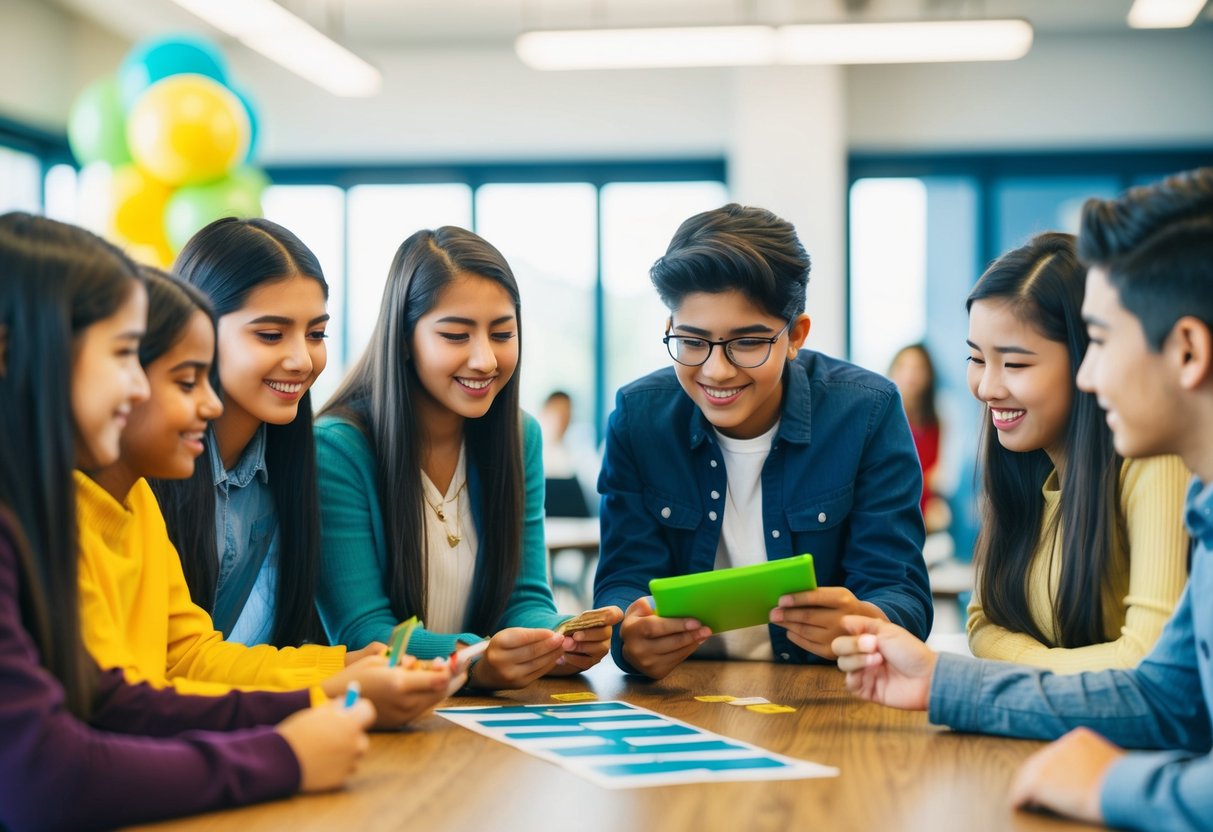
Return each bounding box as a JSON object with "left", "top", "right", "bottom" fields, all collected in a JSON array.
[{"left": 0, "top": 145, "right": 41, "bottom": 214}]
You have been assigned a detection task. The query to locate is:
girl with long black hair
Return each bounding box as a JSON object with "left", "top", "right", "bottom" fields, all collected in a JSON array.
[
  {"left": 316, "top": 226, "right": 621, "bottom": 690},
  {"left": 0, "top": 213, "right": 373, "bottom": 831},
  {"left": 965, "top": 231, "right": 1190, "bottom": 671}
]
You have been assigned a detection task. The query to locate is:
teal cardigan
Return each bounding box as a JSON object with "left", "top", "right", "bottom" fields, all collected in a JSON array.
[{"left": 314, "top": 412, "right": 566, "bottom": 658}]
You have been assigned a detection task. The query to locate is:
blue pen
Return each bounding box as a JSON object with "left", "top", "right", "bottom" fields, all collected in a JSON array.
[{"left": 343, "top": 680, "right": 361, "bottom": 709}]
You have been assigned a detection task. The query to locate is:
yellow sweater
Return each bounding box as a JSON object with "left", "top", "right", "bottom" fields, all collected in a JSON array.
[
  {"left": 75, "top": 472, "right": 344, "bottom": 697},
  {"left": 967, "top": 455, "right": 1191, "bottom": 673}
]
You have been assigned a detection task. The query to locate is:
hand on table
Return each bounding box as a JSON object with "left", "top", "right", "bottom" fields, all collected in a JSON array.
[
  {"left": 1009, "top": 727, "right": 1122, "bottom": 824},
  {"left": 467, "top": 627, "right": 566, "bottom": 690},
  {"left": 830, "top": 614, "right": 936, "bottom": 711},
  {"left": 321, "top": 654, "right": 455, "bottom": 728},
  {"left": 619, "top": 596, "right": 711, "bottom": 680},
  {"left": 769, "top": 587, "right": 888, "bottom": 660},
  {"left": 547, "top": 606, "right": 624, "bottom": 676},
  {"left": 276, "top": 698, "right": 375, "bottom": 792}
]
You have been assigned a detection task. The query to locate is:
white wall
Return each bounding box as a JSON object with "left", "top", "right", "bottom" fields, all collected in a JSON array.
[{"left": 2, "top": 0, "right": 1210, "bottom": 359}]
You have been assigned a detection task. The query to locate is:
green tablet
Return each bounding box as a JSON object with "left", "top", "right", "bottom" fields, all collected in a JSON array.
[{"left": 649, "top": 554, "right": 817, "bottom": 633}]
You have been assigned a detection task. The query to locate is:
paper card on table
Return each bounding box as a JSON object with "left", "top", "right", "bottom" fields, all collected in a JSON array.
[
  {"left": 694, "top": 695, "right": 737, "bottom": 703},
  {"left": 436, "top": 700, "right": 838, "bottom": 789},
  {"left": 725, "top": 697, "right": 770, "bottom": 706},
  {"left": 552, "top": 692, "right": 599, "bottom": 702},
  {"left": 746, "top": 704, "right": 796, "bottom": 714}
]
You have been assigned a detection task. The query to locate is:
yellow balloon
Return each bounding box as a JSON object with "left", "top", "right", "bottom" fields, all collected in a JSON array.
[
  {"left": 110, "top": 165, "right": 171, "bottom": 245},
  {"left": 126, "top": 74, "right": 250, "bottom": 186},
  {"left": 117, "top": 236, "right": 175, "bottom": 269}
]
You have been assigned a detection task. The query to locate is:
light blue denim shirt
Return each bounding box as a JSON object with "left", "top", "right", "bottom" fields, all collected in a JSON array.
[
  {"left": 208, "top": 426, "right": 280, "bottom": 646},
  {"left": 929, "top": 475, "right": 1213, "bottom": 832}
]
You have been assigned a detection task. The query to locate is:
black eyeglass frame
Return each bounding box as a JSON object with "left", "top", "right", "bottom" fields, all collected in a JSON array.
[{"left": 662, "top": 319, "right": 794, "bottom": 368}]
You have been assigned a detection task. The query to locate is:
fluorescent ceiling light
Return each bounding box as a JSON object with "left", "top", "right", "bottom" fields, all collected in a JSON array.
[
  {"left": 779, "top": 20, "right": 1033, "bottom": 64},
  {"left": 516, "top": 20, "right": 1033, "bottom": 71},
  {"left": 169, "top": 0, "right": 381, "bottom": 97},
  {"left": 1127, "top": 0, "right": 1208, "bottom": 28},
  {"left": 516, "top": 26, "right": 775, "bottom": 70}
]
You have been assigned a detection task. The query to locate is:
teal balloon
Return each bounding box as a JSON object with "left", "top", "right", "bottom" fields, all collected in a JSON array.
[
  {"left": 118, "top": 34, "right": 229, "bottom": 112},
  {"left": 165, "top": 170, "right": 266, "bottom": 251},
  {"left": 67, "top": 76, "right": 132, "bottom": 166},
  {"left": 230, "top": 85, "right": 260, "bottom": 162}
]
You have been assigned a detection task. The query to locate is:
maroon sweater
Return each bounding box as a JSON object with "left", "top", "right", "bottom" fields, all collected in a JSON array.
[{"left": 0, "top": 519, "right": 307, "bottom": 831}]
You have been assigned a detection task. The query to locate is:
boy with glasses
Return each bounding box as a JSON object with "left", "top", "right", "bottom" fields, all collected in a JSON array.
[
  {"left": 833, "top": 168, "right": 1213, "bottom": 830},
  {"left": 594, "top": 203, "right": 932, "bottom": 679}
]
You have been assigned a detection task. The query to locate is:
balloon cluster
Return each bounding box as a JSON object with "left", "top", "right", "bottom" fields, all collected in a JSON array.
[{"left": 67, "top": 34, "right": 268, "bottom": 267}]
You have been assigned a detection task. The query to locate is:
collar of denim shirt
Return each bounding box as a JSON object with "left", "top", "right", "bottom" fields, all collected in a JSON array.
[
  {"left": 686, "top": 358, "right": 813, "bottom": 451},
  {"left": 208, "top": 423, "right": 270, "bottom": 493}
]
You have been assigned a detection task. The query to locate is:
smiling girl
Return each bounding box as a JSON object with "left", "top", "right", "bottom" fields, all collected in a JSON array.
[
  {"left": 315, "top": 227, "right": 620, "bottom": 690},
  {"left": 74, "top": 267, "right": 454, "bottom": 722},
  {"left": 0, "top": 213, "right": 373, "bottom": 830},
  {"left": 153, "top": 218, "right": 334, "bottom": 650},
  {"left": 965, "top": 232, "right": 1190, "bottom": 671}
]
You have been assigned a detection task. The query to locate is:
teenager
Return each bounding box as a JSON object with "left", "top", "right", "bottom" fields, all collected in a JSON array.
[
  {"left": 832, "top": 168, "right": 1213, "bottom": 830},
  {"left": 964, "top": 233, "right": 1189, "bottom": 671},
  {"left": 594, "top": 203, "right": 932, "bottom": 680},
  {"left": 316, "top": 227, "right": 621, "bottom": 690}
]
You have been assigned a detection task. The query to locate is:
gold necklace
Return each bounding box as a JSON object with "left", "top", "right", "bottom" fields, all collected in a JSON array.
[{"left": 424, "top": 481, "right": 467, "bottom": 548}]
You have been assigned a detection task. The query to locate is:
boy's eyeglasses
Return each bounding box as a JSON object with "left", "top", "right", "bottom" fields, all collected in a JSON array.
[{"left": 663, "top": 320, "right": 793, "bottom": 369}]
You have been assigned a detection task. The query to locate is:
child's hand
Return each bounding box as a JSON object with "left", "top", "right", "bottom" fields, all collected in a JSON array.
[
  {"left": 343, "top": 640, "right": 388, "bottom": 666},
  {"left": 830, "top": 615, "right": 935, "bottom": 711},
  {"left": 547, "top": 606, "right": 624, "bottom": 676},
  {"left": 467, "top": 627, "right": 566, "bottom": 690},
  {"left": 769, "top": 587, "right": 888, "bottom": 660},
  {"left": 275, "top": 698, "right": 375, "bottom": 793},
  {"left": 1009, "top": 728, "right": 1122, "bottom": 823},
  {"left": 321, "top": 655, "right": 452, "bottom": 728},
  {"left": 619, "top": 596, "right": 710, "bottom": 680}
]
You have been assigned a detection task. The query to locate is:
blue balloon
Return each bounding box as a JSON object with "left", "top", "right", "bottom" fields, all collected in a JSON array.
[
  {"left": 118, "top": 34, "right": 229, "bottom": 112},
  {"left": 230, "top": 84, "right": 260, "bottom": 162}
]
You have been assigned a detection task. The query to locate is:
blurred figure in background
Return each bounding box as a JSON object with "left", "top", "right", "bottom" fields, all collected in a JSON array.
[
  {"left": 540, "top": 390, "right": 591, "bottom": 518},
  {"left": 889, "top": 343, "right": 951, "bottom": 534}
]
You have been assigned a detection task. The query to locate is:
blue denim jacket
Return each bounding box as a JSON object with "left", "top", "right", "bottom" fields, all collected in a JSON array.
[
  {"left": 931, "top": 476, "right": 1213, "bottom": 832},
  {"left": 595, "top": 350, "right": 932, "bottom": 673},
  {"left": 208, "top": 426, "right": 280, "bottom": 646}
]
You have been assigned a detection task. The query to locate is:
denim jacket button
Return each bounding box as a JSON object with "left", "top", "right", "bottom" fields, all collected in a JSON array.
[
  {"left": 710, "top": 490, "right": 720, "bottom": 500},
  {"left": 710, "top": 459, "right": 718, "bottom": 468},
  {"left": 661, "top": 506, "right": 672, "bottom": 519},
  {"left": 771, "top": 529, "right": 781, "bottom": 539},
  {"left": 818, "top": 512, "right": 827, "bottom": 523},
  {"left": 780, "top": 652, "right": 791, "bottom": 661},
  {"left": 708, "top": 511, "right": 718, "bottom": 521}
]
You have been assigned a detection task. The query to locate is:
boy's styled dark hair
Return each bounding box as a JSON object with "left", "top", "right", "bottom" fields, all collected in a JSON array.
[
  {"left": 1078, "top": 167, "right": 1213, "bottom": 350},
  {"left": 650, "top": 204, "right": 811, "bottom": 319}
]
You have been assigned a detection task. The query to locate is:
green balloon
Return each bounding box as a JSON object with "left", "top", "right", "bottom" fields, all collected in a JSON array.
[
  {"left": 165, "top": 170, "right": 266, "bottom": 251},
  {"left": 67, "top": 76, "right": 133, "bottom": 166}
]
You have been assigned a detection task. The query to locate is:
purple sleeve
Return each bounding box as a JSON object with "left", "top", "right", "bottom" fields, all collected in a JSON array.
[{"left": 0, "top": 528, "right": 302, "bottom": 832}]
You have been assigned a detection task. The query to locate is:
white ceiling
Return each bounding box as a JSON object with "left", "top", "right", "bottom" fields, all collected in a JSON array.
[{"left": 44, "top": 0, "right": 1213, "bottom": 51}]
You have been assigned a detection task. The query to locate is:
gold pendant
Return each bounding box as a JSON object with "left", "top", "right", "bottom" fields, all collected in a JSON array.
[
  {"left": 435, "top": 508, "right": 446, "bottom": 521},
  {"left": 446, "top": 532, "right": 461, "bottom": 548}
]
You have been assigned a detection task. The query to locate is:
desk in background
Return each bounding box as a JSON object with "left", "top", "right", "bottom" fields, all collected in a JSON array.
[
  {"left": 131, "top": 661, "right": 1101, "bottom": 832},
  {"left": 545, "top": 516, "right": 600, "bottom": 611}
]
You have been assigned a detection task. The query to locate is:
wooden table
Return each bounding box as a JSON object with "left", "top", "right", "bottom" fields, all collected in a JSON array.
[{"left": 132, "top": 661, "right": 1104, "bottom": 832}]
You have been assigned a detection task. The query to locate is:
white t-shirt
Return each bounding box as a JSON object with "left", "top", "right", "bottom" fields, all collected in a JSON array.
[
  {"left": 696, "top": 421, "right": 779, "bottom": 662},
  {"left": 421, "top": 445, "right": 478, "bottom": 633}
]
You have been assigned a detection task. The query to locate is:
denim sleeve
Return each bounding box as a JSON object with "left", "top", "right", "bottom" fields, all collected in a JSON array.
[
  {"left": 844, "top": 387, "right": 932, "bottom": 638},
  {"left": 929, "top": 585, "right": 1210, "bottom": 753},
  {"left": 1101, "top": 749, "right": 1213, "bottom": 832},
  {"left": 594, "top": 396, "right": 676, "bottom": 676}
]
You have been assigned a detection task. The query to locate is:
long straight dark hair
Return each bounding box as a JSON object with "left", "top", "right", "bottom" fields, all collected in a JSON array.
[
  {"left": 0, "top": 212, "right": 145, "bottom": 717},
  {"left": 968, "top": 232, "right": 1125, "bottom": 648},
  {"left": 136, "top": 266, "right": 215, "bottom": 368},
  {"left": 322, "top": 227, "right": 524, "bottom": 635},
  {"left": 151, "top": 217, "right": 328, "bottom": 647}
]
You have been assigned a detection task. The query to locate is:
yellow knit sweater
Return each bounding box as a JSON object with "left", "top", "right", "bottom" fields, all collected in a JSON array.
[
  {"left": 75, "top": 472, "right": 344, "bottom": 697},
  {"left": 967, "top": 455, "right": 1191, "bottom": 673}
]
